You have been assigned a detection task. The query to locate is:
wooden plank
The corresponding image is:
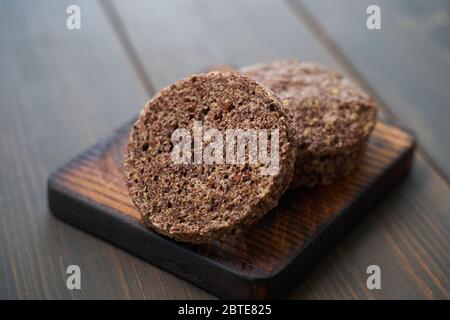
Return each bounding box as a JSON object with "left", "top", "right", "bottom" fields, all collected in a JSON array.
[
  {"left": 48, "top": 120, "right": 416, "bottom": 299},
  {"left": 105, "top": 0, "right": 450, "bottom": 299},
  {"left": 106, "top": 0, "right": 340, "bottom": 90},
  {"left": 295, "top": 0, "right": 450, "bottom": 179},
  {"left": 0, "top": 0, "right": 211, "bottom": 299}
]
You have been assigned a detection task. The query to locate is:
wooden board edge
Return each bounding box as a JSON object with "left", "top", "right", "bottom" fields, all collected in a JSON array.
[
  {"left": 265, "top": 135, "right": 416, "bottom": 298},
  {"left": 47, "top": 122, "right": 417, "bottom": 299},
  {"left": 47, "top": 174, "right": 268, "bottom": 299}
]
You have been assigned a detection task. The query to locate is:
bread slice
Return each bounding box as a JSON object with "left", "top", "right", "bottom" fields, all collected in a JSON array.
[
  {"left": 125, "top": 72, "right": 296, "bottom": 243},
  {"left": 242, "top": 59, "right": 378, "bottom": 188}
]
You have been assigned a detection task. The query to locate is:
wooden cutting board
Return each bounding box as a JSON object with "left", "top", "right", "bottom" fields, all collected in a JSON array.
[{"left": 47, "top": 119, "right": 415, "bottom": 299}]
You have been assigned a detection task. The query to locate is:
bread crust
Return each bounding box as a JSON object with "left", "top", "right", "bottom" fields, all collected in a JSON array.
[{"left": 125, "top": 72, "right": 296, "bottom": 243}]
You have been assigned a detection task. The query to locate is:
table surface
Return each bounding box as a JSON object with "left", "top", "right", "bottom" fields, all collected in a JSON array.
[{"left": 0, "top": 0, "right": 449, "bottom": 299}]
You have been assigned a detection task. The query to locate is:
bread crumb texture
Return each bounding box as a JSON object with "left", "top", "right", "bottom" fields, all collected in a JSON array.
[
  {"left": 125, "top": 72, "right": 296, "bottom": 243},
  {"left": 242, "top": 59, "right": 378, "bottom": 188}
]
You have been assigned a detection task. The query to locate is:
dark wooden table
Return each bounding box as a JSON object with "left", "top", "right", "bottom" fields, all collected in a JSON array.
[{"left": 0, "top": 0, "right": 449, "bottom": 299}]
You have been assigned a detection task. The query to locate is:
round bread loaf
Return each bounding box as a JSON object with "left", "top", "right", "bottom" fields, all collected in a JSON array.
[
  {"left": 242, "top": 59, "right": 378, "bottom": 188},
  {"left": 125, "top": 72, "right": 296, "bottom": 243}
]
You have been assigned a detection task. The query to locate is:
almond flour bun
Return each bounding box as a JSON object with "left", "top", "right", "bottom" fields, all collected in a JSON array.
[
  {"left": 125, "top": 72, "right": 296, "bottom": 243},
  {"left": 242, "top": 59, "right": 378, "bottom": 188}
]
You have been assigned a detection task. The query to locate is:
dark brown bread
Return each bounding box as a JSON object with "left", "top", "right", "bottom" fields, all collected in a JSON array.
[
  {"left": 125, "top": 72, "right": 296, "bottom": 243},
  {"left": 242, "top": 59, "right": 378, "bottom": 188}
]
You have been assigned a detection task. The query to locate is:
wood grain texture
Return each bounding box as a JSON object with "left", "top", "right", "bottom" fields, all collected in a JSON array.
[
  {"left": 48, "top": 120, "right": 416, "bottom": 299},
  {"left": 106, "top": 0, "right": 338, "bottom": 90},
  {"left": 103, "top": 0, "right": 450, "bottom": 299},
  {"left": 0, "top": 0, "right": 210, "bottom": 299},
  {"left": 295, "top": 0, "right": 450, "bottom": 180},
  {"left": 1, "top": 0, "right": 449, "bottom": 299}
]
